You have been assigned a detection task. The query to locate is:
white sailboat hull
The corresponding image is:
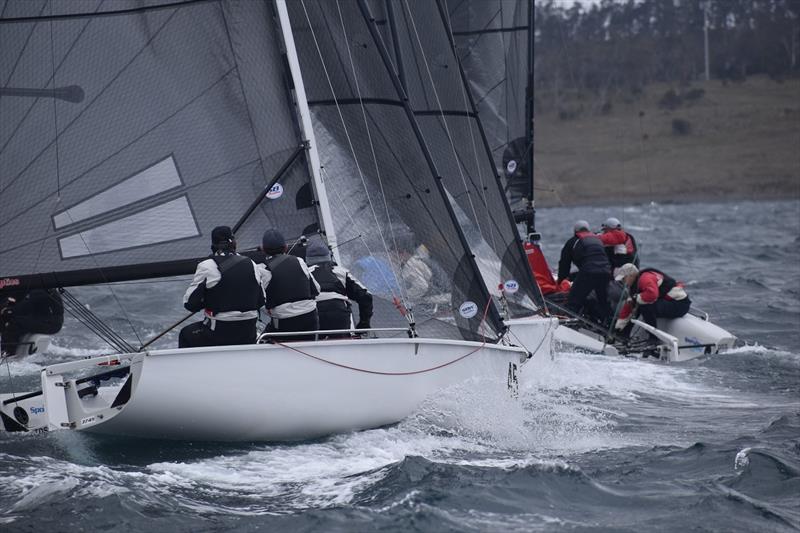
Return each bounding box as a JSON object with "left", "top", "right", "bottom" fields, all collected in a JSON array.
[
  {"left": 83, "top": 338, "right": 527, "bottom": 442},
  {"left": 552, "top": 324, "right": 619, "bottom": 356},
  {"left": 504, "top": 316, "right": 559, "bottom": 358},
  {"left": 656, "top": 313, "right": 736, "bottom": 362},
  {"left": 553, "top": 313, "right": 735, "bottom": 362}
]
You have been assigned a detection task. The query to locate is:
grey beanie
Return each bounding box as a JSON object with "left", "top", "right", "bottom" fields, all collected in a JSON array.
[
  {"left": 261, "top": 229, "right": 285, "bottom": 251},
  {"left": 305, "top": 242, "right": 331, "bottom": 265}
]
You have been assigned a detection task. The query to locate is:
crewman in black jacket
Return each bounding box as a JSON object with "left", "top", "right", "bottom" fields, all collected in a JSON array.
[
  {"left": 557, "top": 220, "right": 612, "bottom": 321},
  {"left": 258, "top": 229, "right": 320, "bottom": 342},
  {"left": 179, "top": 226, "right": 265, "bottom": 348},
  {"left": 305, "top": 242, "right": 373, "bottom": 337}
]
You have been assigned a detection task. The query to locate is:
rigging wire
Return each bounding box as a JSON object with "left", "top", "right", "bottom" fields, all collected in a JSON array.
[
  {"left": 59, "top": 289, "right": 137, "bottom": 353},
  {"left": 299, "top": 0, "right": 409, "bottom": 308},
  {"left": 48, "top": 1, "right": 61, "bottom": 200},
  {"left": 334, "top": 0, "right": 408, "bottom": 302},
  {"left": 321, "top": 166, "right": 401, "bottom": 298}
]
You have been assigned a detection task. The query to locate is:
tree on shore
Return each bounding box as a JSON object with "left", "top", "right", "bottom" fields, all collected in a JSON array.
[{"left": 534, "top": 0, "right": 800, "bottom": 113}]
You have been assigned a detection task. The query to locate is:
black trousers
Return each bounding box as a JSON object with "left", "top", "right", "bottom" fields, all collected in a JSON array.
[
  {"left": 317, "top": 300, "right": 351, "bottom": 337},
  {"left": 264, "top": 310, "right": 319, "bottom": 342},
  {"left": 639, "top": 298, "right": 692, "bottom": 329},
  {"left": 567, "top": 271, "right": 610, "bottom": 319},
  {"left": 178, "top": 318, "right": 257, "bottom": 348}
]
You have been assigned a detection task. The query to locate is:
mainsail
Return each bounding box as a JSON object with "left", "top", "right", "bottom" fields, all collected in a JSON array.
[{"left": 0, "top": 0, "right": 320, "bottom": 290}]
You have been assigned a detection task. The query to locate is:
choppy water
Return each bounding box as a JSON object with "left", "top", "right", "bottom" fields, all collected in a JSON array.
[{"left": 1, "top": 200, "right": 798, "bottom": 532}]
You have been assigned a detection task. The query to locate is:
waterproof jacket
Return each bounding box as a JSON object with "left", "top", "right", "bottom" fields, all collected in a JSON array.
[
  {"left": 599, "top": 229, "right": 639, "bottom": 268},
  {"left": 557, "top": 231, "right": 611, "bottom": 282},
  {"left": 258, "top": 254, "right": 320, "bottom": 319},
  {"left": 184, "top": 253, "right": 265, "bottom": 321},
  {"left": 309, "top": 261, "right": 373, "bottom": 324}
]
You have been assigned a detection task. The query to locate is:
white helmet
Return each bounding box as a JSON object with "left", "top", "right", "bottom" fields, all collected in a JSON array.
[
  {"left": 573, "top": 220, "right": 590, "bottom": 233},
  {"left": 602, "top": 217, "right": 621, "bottom": 230}
]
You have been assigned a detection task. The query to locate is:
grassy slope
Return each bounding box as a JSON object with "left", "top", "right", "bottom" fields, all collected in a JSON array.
[{"left": 533, "top": 76, "right": 800, "bottom": 207}]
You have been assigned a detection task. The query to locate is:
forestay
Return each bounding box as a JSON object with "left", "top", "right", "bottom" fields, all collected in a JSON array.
[{"left": 0, "top": 0, "right": 319, "bottom": 290}]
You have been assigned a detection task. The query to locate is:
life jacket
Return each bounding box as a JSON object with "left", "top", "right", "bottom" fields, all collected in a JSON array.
[
  {"left": 264, "top": 254, "right": 313, "bottom": 308},
  {"left": 601, "top": 229, "right": 638, "bottom": 268},
  {"left": 634, "top": 268, "right": 685, "bottom": 301},
  {"left": 204, "top": 255, "right": 263, "bottom": 314},
  {"left": 311, "top": 262, "right": 346, "bottom": 297},
  {"left": 573, "top": 231, "right": 611, "bottom": 273}
]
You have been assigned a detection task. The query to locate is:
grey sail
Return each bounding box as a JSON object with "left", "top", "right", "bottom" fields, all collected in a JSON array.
[
  {"left": 371, "top": 0, "right": 542, "bottom": 316},
  {"left": 0, "top": 0, "right": 319, "bottom": 290},
  {"left": 447, "top": 0, "right": 531, "bottom": 210},
  {"left": 286, "top": 0, "right": 505, "bottom": 341}
]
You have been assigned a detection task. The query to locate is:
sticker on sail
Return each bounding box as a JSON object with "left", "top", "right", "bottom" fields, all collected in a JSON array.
[
  {"left": 267, "top": 183, "right": 284, "bottom": 200},
  {"left": 503, "top": 280, "right": 519, "bottom": 294},
  {"left": 459, "top": 301, "right": 478, "bottom": 319},
  {"left": 506, "top": 159, "right": 517, "bottom": 174}
]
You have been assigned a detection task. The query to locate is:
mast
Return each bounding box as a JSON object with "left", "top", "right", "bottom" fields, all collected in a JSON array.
[
  {"left": 357, "top": 0, "right": 506, "bottom": 333},
  {"left": 525, "top": 0, "right": 535, "bottom": 237},
  {"left": 275, "top": 0, "right": 341, "bottom": 264}
]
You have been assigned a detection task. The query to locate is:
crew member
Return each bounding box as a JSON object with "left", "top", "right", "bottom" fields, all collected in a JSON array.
[
  {"left": 305, "top": 242, "right": 373, "bottom": 337},
  {"left": 557, "top": 220, "right": 612, "bottom": 320},
  {"left": 0, "top": 289, "right": 64, "bottom": 356},
  {"left": 615, "top": 263, "right": 691, "bottom": 331},
  {"left": 598, "top": 217, "right": 639, "bottom": 270},
  {"left": 258, "top": 229, "right": 320, "bottom": 342},
  {"left": 179, "top": 226, "right": 264, "bottom": 348}
]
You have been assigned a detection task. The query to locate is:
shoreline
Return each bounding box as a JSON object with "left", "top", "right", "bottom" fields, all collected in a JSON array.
[
  {"left": 531, "top": 76, "right": 800, "bottom": 211},
  {"left": 534, "top": 190, "right": 800, "bottom": 209}
]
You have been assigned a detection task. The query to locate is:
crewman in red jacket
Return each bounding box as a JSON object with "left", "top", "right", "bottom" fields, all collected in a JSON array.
[
  {"left": 598, "top": 217, "right": 639, "bottom": 270},
  {"left": 615, "top": 263, "right": 691, "bottom": 331}
]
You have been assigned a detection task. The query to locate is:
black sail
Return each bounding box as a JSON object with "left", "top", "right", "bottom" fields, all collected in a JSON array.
[
  {"left": 286, "top": 0, "right": 504, "bottom": 341},
  {"left": 375, "top": 0, "right": 542, "bottom": 316},
  {"left": 0, "top": 0, "right": 318, "bottom": 290},
  {"left": 447, "top": 0, "right": 531, "bottom": 210}
]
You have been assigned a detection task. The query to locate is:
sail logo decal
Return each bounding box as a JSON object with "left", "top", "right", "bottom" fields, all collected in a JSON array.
[
  {"left": 459, "top": 301, "right": 478, "bottom": 319},
  {"left": 506, "top": 159, "right": 517, "bottom": 174},
  {"left": 503, "top": 280, "right": 519, "bottom": 294},
  {"left": 266, "top": 183, "right": 284, "bottom": 200},
  {"left": 53, "top": 156, "right": 182, "bottom": 229},
  {"left": 0, "top": 278, "right": 20, "bottom": 289},
  {"left": 58, "top": 197, "right": 200, "bottom": 258}
]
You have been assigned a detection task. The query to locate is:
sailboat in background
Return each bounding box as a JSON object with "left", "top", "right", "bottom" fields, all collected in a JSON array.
[
  {"left": 448, "top": 0, "right": 735, "bottom": 362},
  {"left": 0, "top": 0, "right": 539, "bottom": 440}
]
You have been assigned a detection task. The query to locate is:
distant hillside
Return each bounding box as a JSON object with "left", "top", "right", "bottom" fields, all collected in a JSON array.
[{"left": 533, "top": 76, "right": 800, "bottom": 207}]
